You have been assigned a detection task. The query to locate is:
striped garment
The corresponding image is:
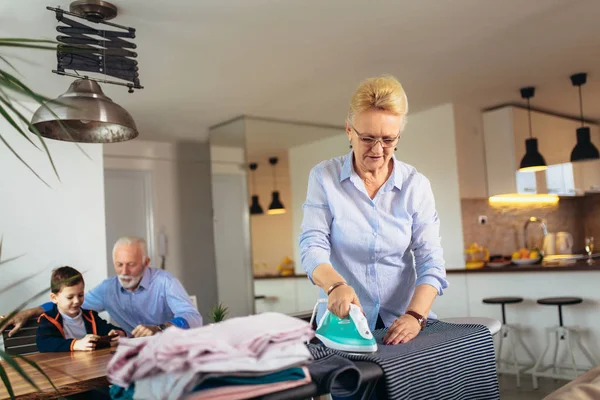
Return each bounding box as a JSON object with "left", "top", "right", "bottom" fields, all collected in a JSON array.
[{"left": 309, "top": 320, "right": 500, "bottom": 400}]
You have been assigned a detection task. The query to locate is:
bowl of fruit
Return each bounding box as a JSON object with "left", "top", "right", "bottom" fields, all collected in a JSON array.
[{"left": 511, "top": 248, "right": 542, "bottom": 265}]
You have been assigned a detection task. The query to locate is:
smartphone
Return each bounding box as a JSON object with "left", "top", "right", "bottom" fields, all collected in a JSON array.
[{"left": 94, "top": 335, "right": 114, "bottom": 349}]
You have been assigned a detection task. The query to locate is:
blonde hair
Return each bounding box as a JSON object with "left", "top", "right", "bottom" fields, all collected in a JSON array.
[{"left": 348, "top": 75, "right": 408, "bottom": 131}]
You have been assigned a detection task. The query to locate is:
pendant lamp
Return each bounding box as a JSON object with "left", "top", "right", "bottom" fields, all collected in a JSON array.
[
  {"left": 30, "top": 1, "right": 139, "bottom": 143},
  {"left": 31, "top": 79, "right": 138, "bottom": 143},
  {"left": 267, "top": 157, "right": 286, "bottom": 215},
  {"left": 570, "top": 73, "right": 599, "bottom": 162},
  {"left": 519, "top": 86, "right": 547, "bottom": 172},
  {"left": 249, "top": 163, "right": 264, "bottom": 215}
]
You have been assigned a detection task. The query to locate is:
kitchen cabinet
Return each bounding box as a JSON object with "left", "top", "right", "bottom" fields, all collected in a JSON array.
[
  {"left": 483, "top": 106, "right": 600, "bottom": 196},
  {"left": 542, "top": 161, "right": 600, "bottom": 196},
  {"left": 254, "top": 277, "right": 319, "bottom": 314}
]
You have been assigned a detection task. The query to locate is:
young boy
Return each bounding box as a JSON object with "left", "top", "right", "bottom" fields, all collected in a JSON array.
[{"left": 36, "top": 266, "right": 126, "bottom": 352}]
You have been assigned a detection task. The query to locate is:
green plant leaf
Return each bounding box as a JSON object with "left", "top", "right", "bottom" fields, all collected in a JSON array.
[
  {"left": 0, "top": 349, "right": 42, "bottom": 393},
  {"left": 0, "top": 363, "right": 15, "bottom": 400},
  {"left": 0, "top": 55, "right": 17, "bottom": 73},
  {"left": 0, "top": 97, "right": 59, "bottom": 180},
  {"left": 0, "top": 269, "right": 46, "bottom": 295},
  {"left": 0, "top": 254, "right": 24, "bottom": 266},
  {"left": 0, "top": 131, "right": 50, "bottom": 188},
  {"left": 0, "top": 70, "right": 55, "bottom": 104},
  {"left": 0, "top": 38, "right": 56, "bottom": 44},
  {"left": 16, "top": 355, "right": 61, "bottom": 396},
  {"left": 0, "top": 286, "right": 50, "bottom": 332},
  {"left": 0, "top": 102, "right": 41, "bottom": 150},
  {"left": 0, "top": 43, "right": 56, "bottom": 51}
]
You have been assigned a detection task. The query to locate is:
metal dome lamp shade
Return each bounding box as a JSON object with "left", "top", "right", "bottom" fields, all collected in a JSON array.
[
  {"left": 519, "top": 86, "right": 547, "bottom": 172},
  {"left": 570, "top": 73, "right": 599, "bottom": 162},
  {"left": 30, "top": 78, "right": 138, "bottom": 143},
  {"left": 267, "top": 157, "right": 286, "bottom": 215}
]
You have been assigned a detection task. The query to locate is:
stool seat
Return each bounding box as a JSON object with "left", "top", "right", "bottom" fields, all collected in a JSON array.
[
  {"left": 483, "top": 297, "right": 524, "bottom": 305},
  {"left": 537, "top": 297, "right": 582, "bottom": 306}
]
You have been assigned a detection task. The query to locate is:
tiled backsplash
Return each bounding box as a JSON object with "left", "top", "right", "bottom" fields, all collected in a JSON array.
[{"left": 461, "top": 194, "right": 600, "bottom": 256}]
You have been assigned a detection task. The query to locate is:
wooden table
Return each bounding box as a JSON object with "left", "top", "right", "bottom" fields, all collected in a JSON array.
[{"left": 0, "top": 348, "right": 113, "bottom": 400}]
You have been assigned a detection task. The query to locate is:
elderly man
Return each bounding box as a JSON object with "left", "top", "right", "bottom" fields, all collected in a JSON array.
[{"left": 5, "top": 236, "right": 202, "bottom": 338}]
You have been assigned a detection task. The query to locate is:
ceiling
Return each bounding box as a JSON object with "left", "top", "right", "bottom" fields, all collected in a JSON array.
[{"left": 1, "top": 0, "right": 599, "bottom": 142}]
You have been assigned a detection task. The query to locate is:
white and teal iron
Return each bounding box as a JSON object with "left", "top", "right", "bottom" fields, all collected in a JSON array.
[{"left": 310, "top": 299, "right": 378, "bottom": 353}]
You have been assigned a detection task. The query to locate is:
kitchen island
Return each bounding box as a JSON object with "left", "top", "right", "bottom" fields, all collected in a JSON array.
[
  {"left": 436, "top": 260, "right": 600, "bottom": 369},
  {"left": 447, "top": 260, "right": 600, "bottom": 273}
]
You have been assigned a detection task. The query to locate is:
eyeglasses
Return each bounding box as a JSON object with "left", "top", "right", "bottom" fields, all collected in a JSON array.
[{"left": 349, "top": 123, "right": 399, "bottom": 148}]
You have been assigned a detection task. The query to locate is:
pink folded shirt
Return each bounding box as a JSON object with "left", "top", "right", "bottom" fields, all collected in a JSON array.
[{"left": 108, "top": 312, "right": 314, "bottom": 387}]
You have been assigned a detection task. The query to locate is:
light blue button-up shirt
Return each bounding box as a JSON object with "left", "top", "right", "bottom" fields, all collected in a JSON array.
[
  {"left": 299, "top": 151, "right": 449, "bottom": 330},
  {"left": 42, "top": 268, "right": 202, "bottom": 335}
]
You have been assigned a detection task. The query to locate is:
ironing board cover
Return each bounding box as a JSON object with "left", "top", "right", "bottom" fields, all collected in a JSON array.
[{"left": 308, "top": 320, "right": 500, "bottom": 399}]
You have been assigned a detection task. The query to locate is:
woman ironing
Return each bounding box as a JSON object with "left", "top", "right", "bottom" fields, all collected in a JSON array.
[{"left": 299, "top": 75, "right": 448, "bottom": 346}]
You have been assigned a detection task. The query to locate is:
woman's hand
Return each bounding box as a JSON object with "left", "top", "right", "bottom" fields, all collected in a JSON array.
[
  {"left": 383, "top": 314, "right": 420, "bottom": 345},
  {"left": 328, "top": 285, "right": 363, "bottom": 318},
  {"left": 73, "top": 334, "right": 99, "bottom": 351}
]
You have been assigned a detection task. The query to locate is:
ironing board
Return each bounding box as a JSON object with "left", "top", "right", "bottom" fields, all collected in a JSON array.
[{"left": 308, "top": 320, "right": 500, "bottom": 399}]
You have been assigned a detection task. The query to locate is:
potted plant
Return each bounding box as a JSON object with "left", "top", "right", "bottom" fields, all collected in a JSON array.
[{"left": 0, "top": 38, "right": 66, "bottom": 399}]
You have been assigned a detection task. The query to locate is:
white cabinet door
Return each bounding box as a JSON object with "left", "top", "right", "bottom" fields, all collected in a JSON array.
[
  {"left": 573, "top": 160, "right": 600, "bottom": 193},
  {"left": 516, "top": 170, "right": 537, "bottom": 194},
  {"left": 254, "top": 279, "right": 298, "bottom": 314},
  {"left": 295, "top": 278, "right": 320, "bottom": 312},
  {"left": 545, "top": 164, "right": 565, "bottom": 195}
]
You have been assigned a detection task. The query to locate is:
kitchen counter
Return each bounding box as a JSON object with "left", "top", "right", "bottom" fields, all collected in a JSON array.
[{"left": 447, "top": 260, "right": 600, "bottom": 273}]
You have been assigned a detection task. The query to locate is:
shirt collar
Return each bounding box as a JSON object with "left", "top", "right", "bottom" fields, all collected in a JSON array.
[
  {"left": 340, "top": 150, "right": 353, "bottom": 182},
  {"left": 138, "top": 267, "right": 152, "bottom": 290},
  {"left": 340, "top": 151, "right": 403, "bottom": 191},
  {"left": 390, "top": 156, "right": 403, "bottom": 191}
]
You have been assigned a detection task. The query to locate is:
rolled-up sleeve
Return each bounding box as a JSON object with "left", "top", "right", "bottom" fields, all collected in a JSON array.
[
  {"left": 299, "top": 166, "right": 333, "bottom": 282},
  {"left": 410, "top": 175, "right": 449, "bottom": 295},
  {"left": 166, "top": 278, "right": 203, "bottom": 328}
]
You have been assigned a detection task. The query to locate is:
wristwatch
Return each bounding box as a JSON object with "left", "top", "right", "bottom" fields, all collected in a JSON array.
[
  {"left": 157, "top": 323, "right": 168, "bottom": 332},
  {"left": 405, "top": 310, "right": 427, "bottom": 330}
]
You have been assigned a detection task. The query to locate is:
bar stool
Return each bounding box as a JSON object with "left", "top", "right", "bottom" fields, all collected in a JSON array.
[
  {"left": 483, "top": 297, "right": 536, "bottom": 387},
  {"left": 532, "top": 297, "right": 598, "bottom": 389}
]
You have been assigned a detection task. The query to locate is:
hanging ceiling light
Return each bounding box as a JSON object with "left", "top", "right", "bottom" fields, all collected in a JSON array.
[
  {"left": 249, "top": 163, "right": 264, "bottom": 215},
  {"left": 519, "top": 86, "right": 547, "bottom": 172},
  {"left": 267, "top": 157, "right": 286, "bottom": 215},
  {"left": 570, "top": 72, "right": 599, "bottom": 162},
  {"left": 31, "top": 79, "right": 138, "bottom": 143},
  {"left": 31, "top": 0, "right": 140, "bottom": 143}
]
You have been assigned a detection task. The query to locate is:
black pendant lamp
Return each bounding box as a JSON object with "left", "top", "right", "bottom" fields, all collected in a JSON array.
[
  {"left": 519, "top": 87, "right": 547, "bottom": 172},
  {"left": 267, "top": 157, "right": 286, "bottom": 215},
  {"left": 570, "top": 73, "right": 599, "bottom": 162},
  {"left": 248, "top": 163, "right": 264, "bottom": 215}
]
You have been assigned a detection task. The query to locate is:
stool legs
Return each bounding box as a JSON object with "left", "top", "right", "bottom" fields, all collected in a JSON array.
[
  {"left": 496, "top": 324, "right": 535, "bottom": 388},
  {"left": 532, "top": 326, "right": 598, "bottom": 389}
]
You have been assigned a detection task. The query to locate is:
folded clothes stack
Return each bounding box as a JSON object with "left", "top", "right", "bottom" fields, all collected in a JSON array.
[{"left": 108, "top": 313, "right": 315, "bottom": 400}]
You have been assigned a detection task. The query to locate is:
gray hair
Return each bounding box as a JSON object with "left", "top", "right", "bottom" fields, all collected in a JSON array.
[{"left": 112, "top": 236, "right": 148, "bottom": 260}]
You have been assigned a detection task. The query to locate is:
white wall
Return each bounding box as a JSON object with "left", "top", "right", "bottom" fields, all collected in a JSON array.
[
  {"left": 397, "top": 103, "right": 465, "bottom": 270},
  {"left": 0, "top": 108, "right": 107, "bottom": 313},
  {"left": 210, "top": 145, "right": 254, "bottom": 318},
  {"left": 103, "top": 140, "right": 218, "bottom": 321},
  {"left": 453, "top": 104, "right": 488, "bottom": 199}
]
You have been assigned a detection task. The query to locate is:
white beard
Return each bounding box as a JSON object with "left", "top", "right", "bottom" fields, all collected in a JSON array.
[{"left": 118, "top": 274, "right": 143, "bottom": 289}]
